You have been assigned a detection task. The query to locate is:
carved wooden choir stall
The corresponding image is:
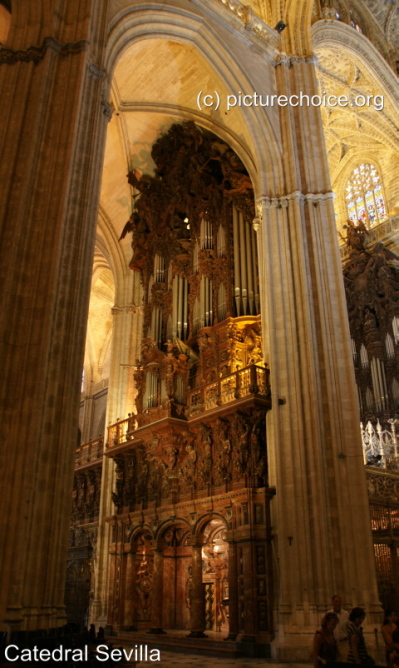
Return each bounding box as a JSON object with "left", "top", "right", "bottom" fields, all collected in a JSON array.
[{"left": 105, "top": 122, "right": 273, "bottom": 652}]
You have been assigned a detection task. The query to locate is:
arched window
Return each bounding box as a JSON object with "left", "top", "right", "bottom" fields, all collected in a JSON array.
[{"left": 345, "top": 163, "right": 387, "bottom": 228}]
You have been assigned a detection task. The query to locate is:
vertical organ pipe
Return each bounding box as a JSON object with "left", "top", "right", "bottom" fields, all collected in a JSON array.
[
  {"left": 245, "top": 218, "right": 254, "bottom": 314},
  {"left": 218, "top": 283, "right": 226, "bottom": 321},
  {"left": 251, "top": 223, "right": 259, "bottom": 315},
  {"left": 204, "top": 277, "right": 208, "bottom": 326},
  {"left": 154, "top": 255, "right": 165, "bottom": 282},
  {"left": 150, "top": 308, "right": 155, "bottom": 341},
  {"left": 166, "top": 315, "right": 172, "bottom": 341},
  {"left": 209, "top": 279, "right": 213, "bottom": 325},
  {"left": 233, "top": 207, "right": 241, "bottom": 316},
  {"left": 371, "top": 357, "right": 387, "bottom": 411},
  {"left": 200, "top": 278, "right": 204, "bottom": 328},
  {"left": 183, "top": 279, "right": 188, "bottom": 339},
  {"left": 239, "top": 210, "right": 248, "bottom": 314},
  {"left": 176, "top": 276, "right": 180, "bottom": 338},
  {"left": 172, "top": 276, "right": 178, "bottom": 337},
  {"left": 178, "top": 276, "right": 182, "bottom": 339}
]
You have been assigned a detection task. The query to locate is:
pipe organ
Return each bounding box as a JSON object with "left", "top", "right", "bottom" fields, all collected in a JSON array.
[
  {"left": 106, "top": 122, "right": 273, "bottom": 650},
  {"left": 144, "top": 212, "right": 259, "bottom": 353},
  {"left": 343, "top": 227, "right": 399, "bottom": 421},
  {"left": 233, "top": 206, "right": 260, "bottom": 317}
]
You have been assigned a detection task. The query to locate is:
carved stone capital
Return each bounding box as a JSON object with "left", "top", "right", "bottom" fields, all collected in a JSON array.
[
  {"left": 112, "top": 304, "right": 144, "bottom": 316},
  {"left": 275, "top": 53, "right": 318, "bottom": 67},
  {"left": 256, "top": 195, "right": 290, "bottom": 212},
  {"left": 304, "top": 191, "right": 335, "bottom": 203},
  {"left": 275, "top": 53, "right": 291, "bottom": 68},
  {"left": 286, "top": 191, "right": 305, "bottom": 203}
]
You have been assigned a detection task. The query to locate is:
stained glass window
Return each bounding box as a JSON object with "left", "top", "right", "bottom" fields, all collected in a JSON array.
[{"left": 345, "top": 163, "right": 387, "bottom": 228}]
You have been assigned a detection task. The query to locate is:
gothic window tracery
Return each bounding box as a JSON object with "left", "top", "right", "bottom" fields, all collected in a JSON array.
[{"left": 345, "top": 163, "right": 387, "bottom": 228}]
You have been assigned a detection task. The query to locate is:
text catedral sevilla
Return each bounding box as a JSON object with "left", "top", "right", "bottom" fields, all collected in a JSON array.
[{"left": 4, "top": 644, "right": 160, "bottom": 663}]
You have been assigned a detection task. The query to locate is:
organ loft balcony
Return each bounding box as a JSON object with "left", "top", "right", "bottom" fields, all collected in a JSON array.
[
  {"left": 106, "top": 316, "right": 271, "bottom": 460},
  {"left": 105, "top": 325, "right": 271, "bottom": 513}
]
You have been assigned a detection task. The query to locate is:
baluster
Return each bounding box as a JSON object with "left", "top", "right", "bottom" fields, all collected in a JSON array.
[
  {"left": 376, "top": 420, "right": 386, "bottom": 467},
  {"left": 234, "top": 369, "right": 240, "bottom": 399},
  {"left": 360, "top": 422, "right": 368, "bottom": 465},
  {"left": 389, "top": 419, "right": 398, "bottom": 460}
]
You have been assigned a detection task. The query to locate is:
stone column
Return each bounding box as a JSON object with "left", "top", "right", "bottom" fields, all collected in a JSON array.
[
  {"left": 187, "top": 545, "right": 207, "bottom": 638},
  {"left": 0, "top": 1, "right": 110, "bottom": 632},
  {"left": 122, "top": 549, "right": 137, "bottom": 631},
  {"left": 255, "top": 54, "right": 381, "bottom": 660},
  {"left": 226, "top": 541, "right": 239, "bottom": 640},
  {"left": 148, "top": 550, "right": 165, "bottom": 634},
  {"left": 91, "top": 298, "right": 141, "bottom": 627}
]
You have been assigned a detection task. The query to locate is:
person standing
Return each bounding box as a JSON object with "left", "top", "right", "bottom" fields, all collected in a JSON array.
[
  {"left": 382, "top": 609, "right": 398, "bottom": 666},
  {"left": 328, "top": 595, "right": 350, "bottom": 661},
  {"left": 347, "top": 607, "right": 375, "bottom": 665},
  {"left": 313, "top": 612, "right": 339, "bottom": 668}
]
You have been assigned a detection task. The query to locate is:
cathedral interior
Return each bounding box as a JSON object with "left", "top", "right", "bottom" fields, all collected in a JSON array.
[{"left": 0, "top": 0, "right": 399, "bottom": 663}]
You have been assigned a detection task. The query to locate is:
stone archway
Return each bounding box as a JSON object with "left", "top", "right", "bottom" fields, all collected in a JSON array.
[{"left": 96, "top": 1, "right": 285, "bottom": 636}]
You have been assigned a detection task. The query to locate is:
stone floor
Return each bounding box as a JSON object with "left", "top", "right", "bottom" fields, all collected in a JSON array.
[
  {"left": 115, "top": 630, "right": 313, "bottom": 666},
  {"left": 135, "top": 652, "right": 310, "bottom": 667},
  {"left": 136, "top": 658, "right": 308, "bottom": 668}
]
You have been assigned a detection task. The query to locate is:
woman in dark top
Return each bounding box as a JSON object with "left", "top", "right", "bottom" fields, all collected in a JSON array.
[
  {"left": 382, "top": 609, "right": 398, "bottom": 666},
  {"left": 347, "top": 607, "right": 375, "bottom": 665},
  {"left": 313, "top": 612, "right": 339, "bottom": 668}
]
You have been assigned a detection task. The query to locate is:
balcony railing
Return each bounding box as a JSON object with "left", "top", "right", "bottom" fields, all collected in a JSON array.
[
  {"left": 186, "top": 364, "right": 270, "bottom": 418},
  {"left": 75, "top": 437, "right": 103, "bottom": 468},
  {"left": 106, "top": 366, "right": 270, "bottom": 450},
  {"left": 361, "top": 419, "right": 399, "bottom": 469},
  {"left": 107, "top": 414, "right": 137, "bottom": 449}
]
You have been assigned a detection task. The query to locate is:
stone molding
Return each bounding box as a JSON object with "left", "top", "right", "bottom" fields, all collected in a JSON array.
[
  {"left": 256, "top": 191, "right": 335, "bottom": 218},
  {"left": 215, "top": 0, "right": 280, "bottom": 48},
  {"left": 0, "top": 36, "right": 89, "bottom": 65},
  {"left": 304, "top": 191, "right": 336, "bottom": 202},
  {"left": 112, "top": 304, "right": 144, "bottom": 316},
  {"left": 275, "top": 53, "right": 318, "bottom": 67}
]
